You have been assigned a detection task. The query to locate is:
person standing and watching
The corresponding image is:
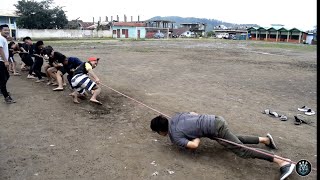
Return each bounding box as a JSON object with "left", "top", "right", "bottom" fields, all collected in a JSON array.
[{"left": 0, "top": 24, "right": 16, "bottom": 103}]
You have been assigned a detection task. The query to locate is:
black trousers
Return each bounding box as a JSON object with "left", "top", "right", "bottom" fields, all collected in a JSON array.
[
  {"left": 21, "top": 55, "right": 34, "bottom": 75},
  {"left": 0, "top": 61, "right": 10, "bottom": 98},
  {"left": 33, "top": 58, "right": 44, "bottom": 80}
]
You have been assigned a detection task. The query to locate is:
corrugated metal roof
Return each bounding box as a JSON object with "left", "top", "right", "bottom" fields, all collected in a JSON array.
[
  {"left": 0, "top": 9, "right": 19, "bottom": 17},
  {"left": 113, "top": 22, "right": 146, "bottom": 27}
]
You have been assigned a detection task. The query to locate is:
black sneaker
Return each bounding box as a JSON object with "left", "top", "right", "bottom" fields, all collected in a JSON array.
[
  {"left": 266, "top": 133, "right": 277, "bottom": 149},
  {"left": 280, "top": 163, "right": 295, "bottom": 180},
  {"left": 5, "top": 96, "right": 16, "bottom": 104}
]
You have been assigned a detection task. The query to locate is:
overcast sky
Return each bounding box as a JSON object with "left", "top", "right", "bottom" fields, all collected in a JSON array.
[{"left": 1, "top": 0, "right": 317, "bottom": 30}]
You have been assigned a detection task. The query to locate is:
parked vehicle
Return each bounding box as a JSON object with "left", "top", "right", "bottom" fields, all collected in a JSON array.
[
  {"left": 154, "top": 32, "right": 165, "bottom": 39},
  {"left": 216, "top": 33, "right": 229, "bottom": 39}
]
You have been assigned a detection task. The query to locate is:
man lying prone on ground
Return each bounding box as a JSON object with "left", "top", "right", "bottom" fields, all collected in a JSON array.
[{"left": 150, "top": 112, "right": 295, "bottom": 180}]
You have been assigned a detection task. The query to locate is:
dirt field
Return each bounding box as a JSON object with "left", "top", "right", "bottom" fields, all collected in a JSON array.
[{"left": 0, "top": 39, "right": 317, "bottom": 180}]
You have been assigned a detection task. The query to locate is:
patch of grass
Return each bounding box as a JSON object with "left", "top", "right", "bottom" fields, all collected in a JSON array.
[{"left": 248, "top": 42, "right": 317, "bottom": 51}]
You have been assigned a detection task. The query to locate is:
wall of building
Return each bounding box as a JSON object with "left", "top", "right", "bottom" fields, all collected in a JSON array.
[
  {"left": 112, "top": 26, "right": 146, "bottom": 38},
  {"left": 16, "top": 29, "right": 112, "bottom": 39},
  {"left": 306, "top": 34, "right": 314, "bottom": 44}
]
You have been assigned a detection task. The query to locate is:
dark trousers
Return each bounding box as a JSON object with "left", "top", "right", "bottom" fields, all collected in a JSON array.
[
  {"left": 21, "top": 55, "right": 34, "bottom": 75},
  {"left": 213, "top": 116, "right": 274, "bottom": 162},
  {"left": 33, "top": 58, "right": 44, "bottom": 80},
  {"left": 0, "top": 61, "right": 10, "bottom": 98}
]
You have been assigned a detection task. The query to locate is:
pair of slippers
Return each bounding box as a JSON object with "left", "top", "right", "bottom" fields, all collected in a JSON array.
[
  {"left": 262, "top": 109, "right": 288, "bottom": 121},
  {"left": 297, "top": 106, "right": 316, "bottom": 116}
]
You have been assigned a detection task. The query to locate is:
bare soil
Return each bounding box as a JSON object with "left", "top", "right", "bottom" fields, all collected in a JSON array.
[{"left": 0, "top": 39, "right": 317, "bottom": 180}]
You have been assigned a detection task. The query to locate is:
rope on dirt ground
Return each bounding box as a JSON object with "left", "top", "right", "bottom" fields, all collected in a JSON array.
[
  {"left": 99, "top": 82, "right": 317, "bottom": 171},
  {"left": 100, "top": 83, "right": 171, "bottom": 119}
]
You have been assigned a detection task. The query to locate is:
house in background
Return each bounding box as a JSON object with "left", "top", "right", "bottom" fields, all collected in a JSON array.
[
  {"left": 112, "top": 22, "right": 146, "bottom": 39},
  {"left": 172, "top": 27, "right": 190, "bottom": 38},
  {"left": 180, "top": 23, "right": 206, "bottom": 37},
  {"left": 0, "top": 10, "right": 19, "bottom": 38},
  {"left": 67, "top": 20, "right": 94, "bottom": 30},
  {"left": 145, "top": 20, "right": 175, "bottom": 38}
]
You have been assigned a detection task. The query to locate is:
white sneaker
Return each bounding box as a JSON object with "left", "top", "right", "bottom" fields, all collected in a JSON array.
[
  {"left": 298, "top": 106, "right": 309, "bottom": 112},
  {"left": 305, "top": 109, "right": 315, "bottom": 116},
  {"left": 27, "top": 75, "right": 36, "bottom": 79},
  {"left": 35, "top": 79, "right": 45, "bottom": 83}
]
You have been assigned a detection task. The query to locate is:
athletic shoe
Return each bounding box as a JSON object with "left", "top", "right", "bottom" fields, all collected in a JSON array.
[
  {"left": 280, "top": 163, "right": 295, "bottom": 180},
  {"left": 266, "top": 133, "right": 277, "bottom": 149},
  {"left": 5, "top": 96, "right": 16, "bottom": 104},
  {"left": 305, "top": 109, "right": 315, "bottom": 116},
  {"left": 35, "top": 79, "right": 45, "bottom": 83},
  {"left": 27, "top": 75, "right": 36, "bottom": 79},
  {"left": 298, "top": 106, "right": 309, "bottom": 112}
]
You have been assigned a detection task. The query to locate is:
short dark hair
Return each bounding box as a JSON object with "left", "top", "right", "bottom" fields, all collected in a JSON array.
[
  {"left": 42, "top": 45, "right": 54, "bottom": 56},
  {"left": 150, "top": 115, "right": 169, "bottom": 133},
  {"left": 8, "top": 41, "right": 15, "bottom": 48},
  {"left": 0, "top": 24, "right": 9, "bottom": 30},
  {"left": 54, "top": 52, "right": 67, "bottom": 63},
  {"left": 23, "top": 36, "right": 32, "bottom": 41},
  {"left": 35, "top": 40, "right": 44, "bottom": 47}
]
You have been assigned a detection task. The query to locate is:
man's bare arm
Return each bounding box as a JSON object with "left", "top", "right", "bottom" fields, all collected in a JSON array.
[
  {"left": 186, "top": 138, "right": 201, "bottom": 149},
  {"left": 88, "top": 69, "right": 100, "bottom": 84}
]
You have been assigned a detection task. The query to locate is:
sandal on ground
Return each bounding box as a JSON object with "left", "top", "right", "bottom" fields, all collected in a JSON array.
[
  {"left": 90, "top": 99, "right": 103, "bottom": 105},
  {"left": 266, "top": 133, "right": 277, "bottom": 149},
  {"left": 53, "top": 87, "right": 63, "bottom": 91},
  {"left": 262, "top": 109, "right": 270, "bottom": 115},
  {"left": 305, "top": 109, "right": 315, "bottom": 116},
  {"left": 269, "top": 111, "right": 279, "bottom": 118},
  {"left": 298, "top": 106, "right": 310, "bottom": 112},
  {"left": 279, "top": 115, "right": 288, "bottom": 121}
]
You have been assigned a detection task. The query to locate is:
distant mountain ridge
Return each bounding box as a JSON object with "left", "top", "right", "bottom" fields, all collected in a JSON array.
[{"left": 147, "top": 16, "right": 259, "bottom": 31}]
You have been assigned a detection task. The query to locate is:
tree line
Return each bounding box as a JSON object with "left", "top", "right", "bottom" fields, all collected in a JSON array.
[{"left": 14, "top": 0, "right": 68, "bottom": 29}]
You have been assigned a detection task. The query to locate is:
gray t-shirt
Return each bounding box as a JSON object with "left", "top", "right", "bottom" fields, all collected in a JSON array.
[
  {"left": 168, "top": 112, "right": 216, "bottom": 148},
  {"left": 0, "top": 35, "right": 9, "bottom": 62}
]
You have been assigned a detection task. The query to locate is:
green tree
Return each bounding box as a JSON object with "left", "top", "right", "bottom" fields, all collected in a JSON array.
[
  {"left": 15, "top": 0, "right": 68, "bottom": 29},
  {"left": 206, "top": 31, "right": 215, "bottom": 37}
]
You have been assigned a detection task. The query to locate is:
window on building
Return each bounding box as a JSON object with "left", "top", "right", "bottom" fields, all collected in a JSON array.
[
  {"left": 113, "top": 30, "right": 116, "bottom": 34},
  {"left": 122, "top": 29, "right": 126, "bottom": 34}
]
